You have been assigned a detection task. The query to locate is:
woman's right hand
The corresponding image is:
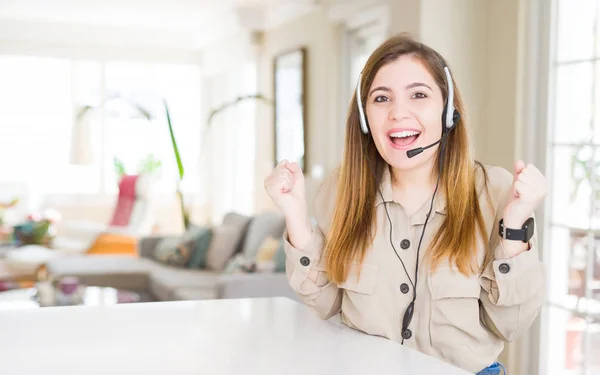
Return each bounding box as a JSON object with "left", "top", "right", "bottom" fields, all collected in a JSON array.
[
  {"left": 264, "top": 160, "right": 312, "bottom": 249},
  {"left": 264, "top": 160, "right": 307, "bottom": 218}
]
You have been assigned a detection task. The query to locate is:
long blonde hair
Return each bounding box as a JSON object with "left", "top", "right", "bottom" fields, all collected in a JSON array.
[{"left": 325, "top": 33, "right": 489, "bottom": 284}]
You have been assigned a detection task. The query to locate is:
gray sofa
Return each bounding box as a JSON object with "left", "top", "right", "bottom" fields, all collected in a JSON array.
[{"left": 44, "top": 212, "right": 298, "bottom": 302}]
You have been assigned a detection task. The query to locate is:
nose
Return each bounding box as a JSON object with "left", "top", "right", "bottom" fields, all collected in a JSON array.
[{"left": 388, "top": 98, "right": 411, "bottom": 122}]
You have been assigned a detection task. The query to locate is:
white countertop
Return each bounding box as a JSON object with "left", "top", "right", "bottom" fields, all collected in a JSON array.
[{"left": 0, "top": 297, "right": 470, "bottom": 375}]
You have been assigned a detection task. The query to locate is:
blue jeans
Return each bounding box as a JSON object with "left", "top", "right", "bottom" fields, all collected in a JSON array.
[{"left": 476, "top": 362, "right": 506, "bottom": 375}]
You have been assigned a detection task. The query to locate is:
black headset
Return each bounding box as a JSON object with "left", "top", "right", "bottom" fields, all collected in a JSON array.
[{"left": 355, "top": 60, "right": 460, "bottom": 344}]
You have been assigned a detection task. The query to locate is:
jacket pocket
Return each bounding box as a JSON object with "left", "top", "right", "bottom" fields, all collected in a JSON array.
[
  {"left": 339, "top": 263, "right": 379, "bottom": 294},
  {"left": 427, "top": 266, "right": 482, "bottom": 367},
  {"left": 428, "top": 266, "right": 481, "bottom": 299},
  {"left": 338, "top": 263, "right": 380, "bottom": 335}
]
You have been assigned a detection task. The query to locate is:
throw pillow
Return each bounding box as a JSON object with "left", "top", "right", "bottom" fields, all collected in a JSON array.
[
  {"left": 253, "top": 235, "right": 286, "bottom": 273},
  {"left": 239, "top": 212, "right": 285, "bottom": 261},
  {"left": 153, "top": 237, "right": 192, "bottom": 267},
  {"left": 206, "top": 225, "right": 244, "bottom": 271},
  {"left": 187, "top": 226, "right": 212, "bottom": 269},
  {"left": 153, "top": 225, "right": 203, "bottom": 267},
  {"left": 221, "top": 212, "right": 252, "bottom": 254},
  {"left": 255, "top": 236, "right": 281, "bottom": 262}
]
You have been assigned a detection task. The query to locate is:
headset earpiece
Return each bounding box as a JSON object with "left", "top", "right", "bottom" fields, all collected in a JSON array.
[
  {"left": 442, "top": 66, "right": 458, "bottom": 132},
  {"left": 356, "top": 73, "right": 369, "bottom": 135}
]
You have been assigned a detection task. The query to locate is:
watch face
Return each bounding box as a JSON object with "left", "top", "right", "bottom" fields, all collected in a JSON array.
[{"left": 524, "top": 217, "right": 535, "bottom": 242}]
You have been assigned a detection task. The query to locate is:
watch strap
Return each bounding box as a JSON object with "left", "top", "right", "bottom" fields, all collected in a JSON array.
[{"left": 499, "top": 217, "right": 534, "bottom": 243}]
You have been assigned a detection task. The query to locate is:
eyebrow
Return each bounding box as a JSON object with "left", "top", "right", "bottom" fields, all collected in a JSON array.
[
  {"left": 368, "top": 86, "right": 392, "bottom": 97},
  {"left": 369, "top": 82, "right": 433, "bottom": 97},
  {"left": 406, "top": 82, "right": 433, "bottom": 91}
]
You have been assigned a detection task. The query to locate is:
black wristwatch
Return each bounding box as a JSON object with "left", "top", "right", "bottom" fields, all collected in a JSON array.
[{"left": 499, "top": 217, "right": 535, "bottom": 243}]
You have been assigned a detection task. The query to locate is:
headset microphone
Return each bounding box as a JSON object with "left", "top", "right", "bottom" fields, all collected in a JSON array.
[
  {"left": 406, "top": 130, "right": 448, "bottom": 158},
  {"left": 406, "top": 110, "right": 460, "bottom": 158}
]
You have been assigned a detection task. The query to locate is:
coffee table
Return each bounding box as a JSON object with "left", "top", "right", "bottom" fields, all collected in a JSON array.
[{"left": 0, "top": 285, "right": 140, "bottom": 310}]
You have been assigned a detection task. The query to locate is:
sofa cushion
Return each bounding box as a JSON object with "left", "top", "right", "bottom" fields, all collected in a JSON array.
[
  {"left": 205, "top": 225, "right": 243, "bottom": 271},
  {"left": 148, "top": 264, "right": 219, "bottom": 300},
  {"left": 149, "top": 277, "right": 173, "bottom": 301},
  {"left": 171, "top": 287, "right": 217, "bottom": 301},
  {"left": 45, "top": 255, "right": 152, "bottom": 291},
  {"left": 240, "top": 212, "right": 285, "bottom": 260},
  {"left": 221, "top": 212, "right": 252, "bottom": 253},
  {"left": 46, "top": 255, "right": 151, "bottom": 275}
]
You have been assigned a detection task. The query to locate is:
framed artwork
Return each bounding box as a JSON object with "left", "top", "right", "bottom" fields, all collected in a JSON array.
[{"left": 273, "top": 47, "right": 307, "bottom": 172}]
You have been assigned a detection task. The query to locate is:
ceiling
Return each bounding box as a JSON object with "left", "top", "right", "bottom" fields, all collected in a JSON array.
[{"left": 0, "top": 0, "right": 320, "bottom": 50}]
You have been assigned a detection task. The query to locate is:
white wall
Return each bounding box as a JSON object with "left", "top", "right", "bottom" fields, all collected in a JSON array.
[
  {"left": 419, "top": 0, "right": 488, "bottom": 164},
  {"left": 482, "top": 0, "right": 523, "bottom": 171}
]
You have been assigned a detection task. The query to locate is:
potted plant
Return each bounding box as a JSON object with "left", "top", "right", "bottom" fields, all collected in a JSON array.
[
  {"left": 13, "top": 210, "right": 61, "bottom": 246},
  {"left": 76, "top": 97, "right": 188, "bottom": 228}
]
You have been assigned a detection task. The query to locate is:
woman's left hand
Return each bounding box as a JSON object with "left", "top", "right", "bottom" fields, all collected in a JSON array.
[{"left": 501, "top": 160, "right": 548, "bottom": 257}]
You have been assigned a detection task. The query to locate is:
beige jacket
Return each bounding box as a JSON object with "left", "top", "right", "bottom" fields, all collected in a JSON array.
[{"left": 283, "top": 164, "right": 546, "bottom": 373}]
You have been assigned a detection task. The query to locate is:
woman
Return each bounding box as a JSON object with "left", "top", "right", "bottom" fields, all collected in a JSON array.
[{"left": 264, "top": 33, "right": 547, "bottom": 375}]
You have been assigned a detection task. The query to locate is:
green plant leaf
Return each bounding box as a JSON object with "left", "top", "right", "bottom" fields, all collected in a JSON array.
[
  {"left": 137, "top": 154, "right": 162, "bottom": 174},
  {"left": 164, "top": 99, "right": 184, "bottom": 180},
  {"left": 113, "top": 157, "right": 126, "bottom": 178}
]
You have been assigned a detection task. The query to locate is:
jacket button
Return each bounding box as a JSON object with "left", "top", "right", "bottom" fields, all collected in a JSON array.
[
  {"left": 400, "top": 239, "right": 410, "bottom": 249},
  {"left": 498, "top": 263, "right": 510, "bottom": 274},
  {"left": 402, "top": 329, "right": 412, "bottom": 340},
  {"left": 299, "top": 256, "right": 310, "bottom": 267},
  {"left": 400, "top": 283, "right": 409, "bottom": 294}
]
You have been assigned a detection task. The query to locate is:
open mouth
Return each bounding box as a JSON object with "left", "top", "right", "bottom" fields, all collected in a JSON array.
[{"left": 388, "top": 130, "right": 421, "bottom": 149}]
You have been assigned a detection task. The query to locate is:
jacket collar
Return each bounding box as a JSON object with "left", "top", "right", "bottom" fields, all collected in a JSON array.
[{"left": 374, "top": 165, "right": 447, "bottom": 225}]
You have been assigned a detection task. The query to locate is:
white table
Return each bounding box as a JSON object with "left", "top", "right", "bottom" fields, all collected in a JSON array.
[{"left": 0, "top": 297, "right": 470, "bottom": 375}]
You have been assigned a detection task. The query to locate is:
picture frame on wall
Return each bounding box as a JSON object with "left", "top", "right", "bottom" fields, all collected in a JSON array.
[{"left": 273, "top": 47, "right": 307, "bottom": 172}]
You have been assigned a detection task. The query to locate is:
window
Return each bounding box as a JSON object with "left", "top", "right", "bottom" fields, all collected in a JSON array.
[
  {"left": 544, "top": 1, "right": 600, "bottom": 374},
  {"left": 101, "top": 61, "right": 202, "bottom": 194},
  {"left": 348, "top": 22, "right": 388, "bottom": 95},
  {"left": 0, "top": 56, "right": 80, "bottom": 193},
  {"left": 0, "top": 55, "right": 202, "bottom": 196}
]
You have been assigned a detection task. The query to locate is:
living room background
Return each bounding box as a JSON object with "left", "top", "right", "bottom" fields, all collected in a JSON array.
[{"left": 0, "top": 1, "right": 597, "bottom": 374}]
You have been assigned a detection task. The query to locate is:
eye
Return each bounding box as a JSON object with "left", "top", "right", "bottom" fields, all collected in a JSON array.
[
  {"left": 374, "top": 95, "right": 390, "bottom": 103},
  {"left": 411, "top": 92, "right": 428, "bottom": 99}
]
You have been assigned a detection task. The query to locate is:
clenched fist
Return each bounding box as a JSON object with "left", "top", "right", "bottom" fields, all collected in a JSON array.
[
  {"left": 264, "top": 160, "right": 308, "bottom": 220},
  {"left": 501, "top": 160, "right": 548, "bottom": 258},
  {"left": 503, "top": 160, "right": 548, "bottom": 229}
]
